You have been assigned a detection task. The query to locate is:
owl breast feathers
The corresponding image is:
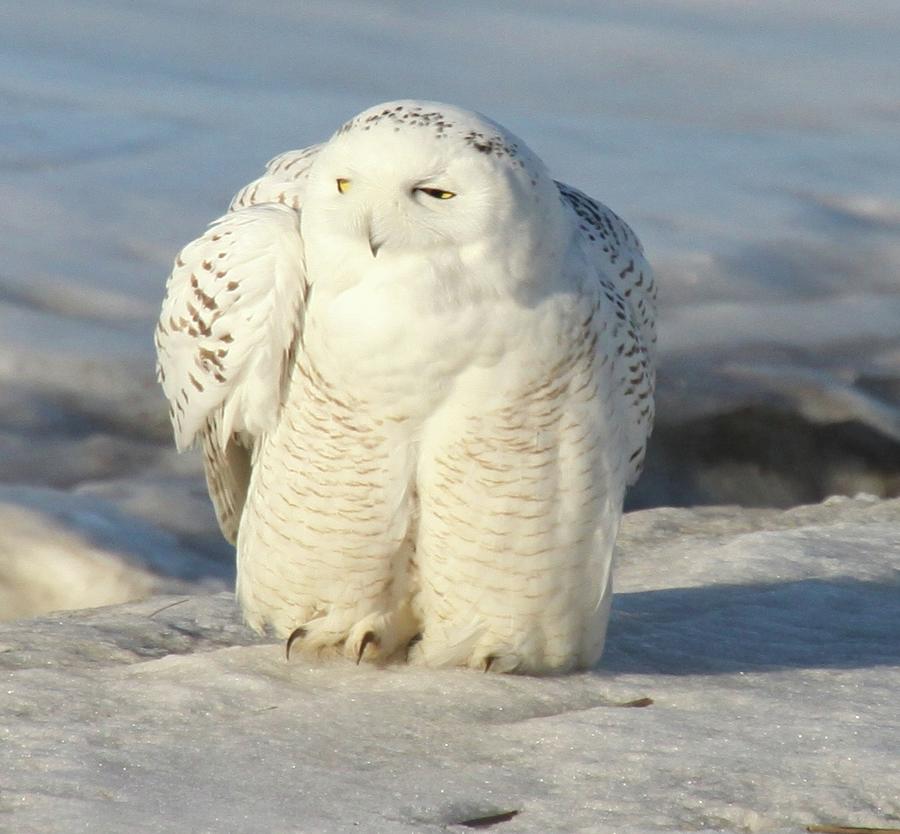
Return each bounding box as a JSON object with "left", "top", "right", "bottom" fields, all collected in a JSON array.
[{"left": 155, "top": 100, "right": 656, "bottom": 674}]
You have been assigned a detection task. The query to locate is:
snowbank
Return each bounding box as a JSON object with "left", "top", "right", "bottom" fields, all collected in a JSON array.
[
  {"left": 2, "top": 496, "right": 897, "bottom": 833},
  {"left": 1, "top": 1, "right": 899, "bottom": 518}
]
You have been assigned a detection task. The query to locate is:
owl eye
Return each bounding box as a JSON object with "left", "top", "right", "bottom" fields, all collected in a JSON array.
[
  {"left": 336, "top": 178, "right": 352, "bottom": 194},
  {"left": 416, "top": 187, "right": 456, "bottom": 200}
]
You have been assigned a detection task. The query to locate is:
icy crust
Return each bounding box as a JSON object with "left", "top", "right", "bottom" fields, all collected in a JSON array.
[{"left": 2, "top": 497, "right": 897, "bottom": 834}]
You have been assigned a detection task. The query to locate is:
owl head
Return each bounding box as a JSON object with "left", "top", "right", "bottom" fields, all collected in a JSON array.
[{"left": 300, "top": 101, "right": 568, "bottom": 282}]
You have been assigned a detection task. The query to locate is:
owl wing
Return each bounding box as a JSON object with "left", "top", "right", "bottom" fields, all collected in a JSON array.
[
  {"left": 229, "top": 144, "right": 323, "bottom": 210},
  {"left": 556, "top": 181, "right": 658, "bottom": 484},
  {"left": 156, "top": 200, "right": 312, "bottom": 541}
]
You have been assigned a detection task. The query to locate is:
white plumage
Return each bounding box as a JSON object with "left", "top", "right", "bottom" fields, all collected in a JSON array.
[{"left": 155, "top": 101, "right": 656, "bottom": 674}]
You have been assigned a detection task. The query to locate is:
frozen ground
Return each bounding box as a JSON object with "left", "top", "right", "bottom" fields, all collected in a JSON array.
[
  {"left": 0, "top": 4, "right": 898, "bottom": 832},
  {"left": 2, "top": 496, "right": 898, "bottom": 833},
  {"left": 1, "top": 1, "right": 898, "bottom": 523}
]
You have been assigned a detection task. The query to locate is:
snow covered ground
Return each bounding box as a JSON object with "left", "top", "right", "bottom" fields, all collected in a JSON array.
[
  {"left": 0, "top": 2, "right": 898, "bottom": 832},
  {"left": 3, "top": 496, "right": 898, "bottom": 833},
  {"left": 1, "top": 0, "right": 899, "bottom": 520}
]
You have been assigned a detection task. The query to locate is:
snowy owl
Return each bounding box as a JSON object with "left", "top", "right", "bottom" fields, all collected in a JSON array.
[{"left": 155, "top": 101, "right": 656, "bottom": 674}]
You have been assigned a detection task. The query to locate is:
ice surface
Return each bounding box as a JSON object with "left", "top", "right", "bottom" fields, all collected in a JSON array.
[{"left": 2, "top": 496, "right": 898, "bottom": 833}]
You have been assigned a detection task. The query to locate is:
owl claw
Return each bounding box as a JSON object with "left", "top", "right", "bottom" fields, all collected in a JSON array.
[
  {"left": 403, "top": 633, "right": 423, "bottom": 663},
  {"left": 356, "top": 630, "right": 379, "bottom": 664},
  {"left": 483, "top": 655, "right": 496, "bottom": 673},
  {"left": 285, "top": 626, "right": 307, "bottom": 661}
]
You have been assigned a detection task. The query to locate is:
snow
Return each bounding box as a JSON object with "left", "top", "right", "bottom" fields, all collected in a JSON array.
[
  {"left": 1, "top": 2, "right": 899, "bottom": 831},
  {"left": 2, "top": 496, "right": 898, "bottom": 833},
  {"left": 0, "top": 485, "right": 229, "bottom": 620}
]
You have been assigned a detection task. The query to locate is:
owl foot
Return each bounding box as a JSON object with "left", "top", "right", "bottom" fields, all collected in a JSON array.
[
  {"left": 282, "top": 605, "right": 419, "bottom": 666},
  {"left": 344, "top": 609, "right": 417, "bottom": 665},
  {"left": 409, "top": 623, "right": 569, "bottom": 673},
  {"left": 407, "top": 624, "right": 526, "bottom": 672},
  {"left": 473, "top": 650, "right": 521, "bottom": 674}
]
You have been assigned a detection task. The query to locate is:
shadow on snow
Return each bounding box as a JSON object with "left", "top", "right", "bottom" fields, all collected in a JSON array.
[{"left": 602, "top": 576, "right": 900, "bottom": 674}]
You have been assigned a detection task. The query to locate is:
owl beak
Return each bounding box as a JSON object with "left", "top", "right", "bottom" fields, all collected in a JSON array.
[{"left": 364, "top": 216, "right": 382, "bottom": 257}]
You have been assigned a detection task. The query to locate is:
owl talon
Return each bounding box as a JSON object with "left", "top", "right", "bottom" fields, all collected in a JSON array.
[
  {"left": 285, "top": 626, "right": 307, "bottom": 661},
  {"left": 356, "top": 630, "right": 379, "bottom": 664},
  {"left": 483, "top": 655, "right": 496, "bottom": 673}
]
